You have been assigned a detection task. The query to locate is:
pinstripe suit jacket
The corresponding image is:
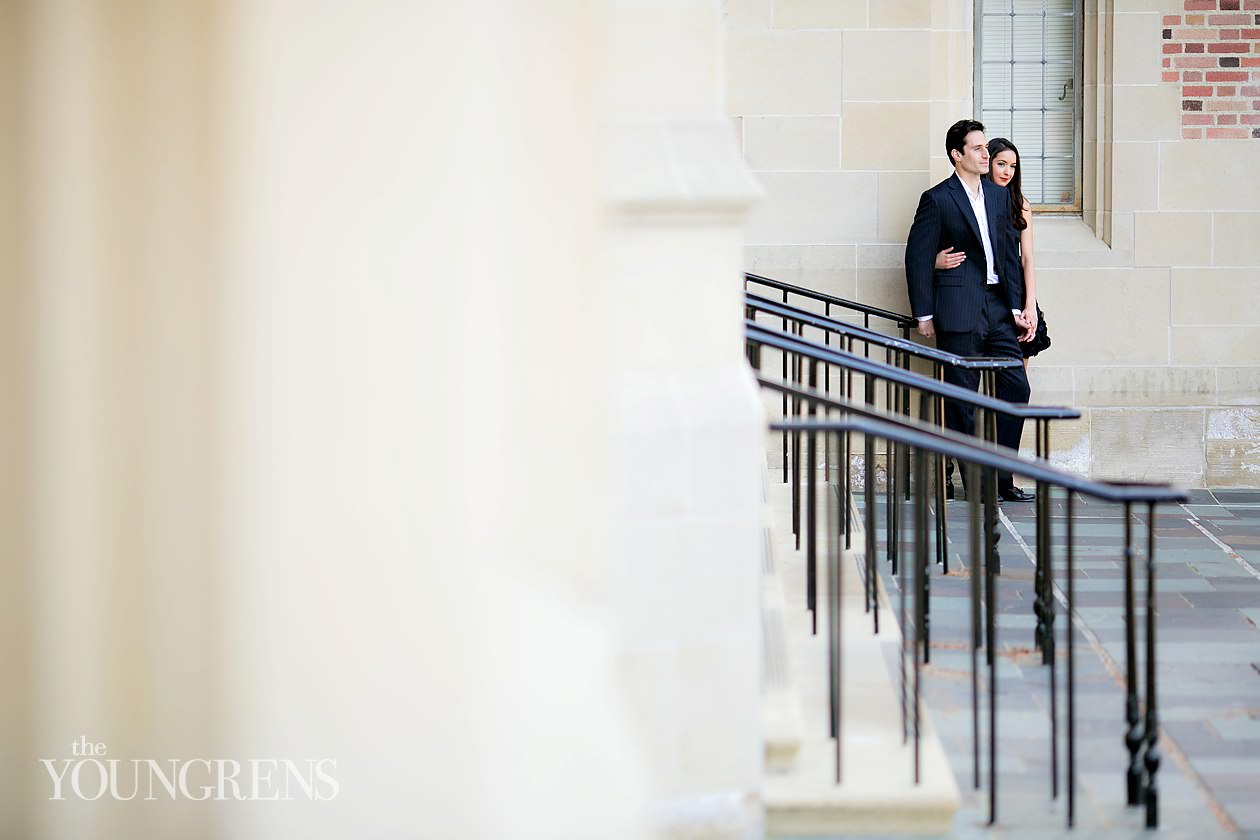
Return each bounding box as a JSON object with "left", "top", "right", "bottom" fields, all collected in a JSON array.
[{"left": 904, "top": 174, "right": 1025, "bottom": 334}]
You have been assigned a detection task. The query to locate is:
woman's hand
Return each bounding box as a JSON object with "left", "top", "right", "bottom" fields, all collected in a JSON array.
[
  {"left": 1018, "top": 307, "right": 1038, "bottom": 342},
  {"left": 935, "top": 247, "right": 966, "bottom": 270}
]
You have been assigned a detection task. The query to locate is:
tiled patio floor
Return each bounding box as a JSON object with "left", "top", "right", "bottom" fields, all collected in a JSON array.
[{"left": 782, "top": 487, "right": 1260, "bottom": 839}]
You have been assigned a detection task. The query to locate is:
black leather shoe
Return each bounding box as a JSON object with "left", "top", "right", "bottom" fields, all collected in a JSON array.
[{"left": 998, "top": 486, "right": 1036, "bottom": 503}]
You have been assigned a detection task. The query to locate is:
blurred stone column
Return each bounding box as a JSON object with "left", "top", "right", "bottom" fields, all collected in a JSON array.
[
  {"left": 5, "top": 2, "right": 219, "bottom": 838},
  {"left": 601, "top": 2, "right": 765, "bottom": 837},
  {"left": 1, "top": 1, "right": 760, "bottom": 838},
  {"left": 211, "top": 1, "right": 651, "bottom": 838}
]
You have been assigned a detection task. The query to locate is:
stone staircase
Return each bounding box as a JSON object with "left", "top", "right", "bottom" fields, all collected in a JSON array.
[{"left": 759, "top": 462, "right": 959, "bottom": 835}]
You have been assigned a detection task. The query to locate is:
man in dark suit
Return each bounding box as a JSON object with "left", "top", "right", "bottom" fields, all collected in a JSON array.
[{"left": 905, "top": 119, "right": 1035, "bottom": 503}]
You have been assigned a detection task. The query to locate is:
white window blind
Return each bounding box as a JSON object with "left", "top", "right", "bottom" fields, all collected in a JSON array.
[{"left": 976, "top": 0, "right": 1082, "bottom": 208}]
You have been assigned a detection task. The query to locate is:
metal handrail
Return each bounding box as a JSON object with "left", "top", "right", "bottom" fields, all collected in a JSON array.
[
  {"left": 746, "top": 321, "right": 1079, "bottom": 422},
  {"left": 744, "top": 271, "right": 917, "bottom": 329},
  {"left": 776, "top": 416, "right": 1183, "bottom": 504},
  {"left": 748, "top": 317, "right": 1078, "bottom": 603},
  {"left": 746, "top": 292, "right": 1022, "bottom": 371}
]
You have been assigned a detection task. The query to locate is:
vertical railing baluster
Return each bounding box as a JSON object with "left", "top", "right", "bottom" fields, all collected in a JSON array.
[
  {"left": 985, "top": 457, "right": 999, "bottom": 826},
  {"left": 1047, "top": 483, "right": 1058, "bottom": 801},
  {"left": 986, "top": 408, "right": 1002, "bottom": 575},
  {"left": 807, "top": 361, "right": 818, "bottom": 635},
  {"left": 913, "top": 446, "right": 927, "bottom": 783},
  {"left": 834, "top": 432, "right": 846, "bottom": 783},
  {"left": 1067, "top": 491, "right": 1076, "bottom": 828},
  {"left": 968, "top": 461, "right": 982, "bottom": 792},
  {"left": 828, "top": 435, "right": 839, "bottom": 745},
  {"left": 935, "top": 364, "right": 948, "bottom": 574},
  {"left": 792, "top": 349, "right": 802, "bottom": 549},
  {"left": 845, "top": 348, "right": 855, "bottom": 550},
  {"left": 919, "top": 395, "right": 932, "bottom": 664},
  {"left": 824, "top": 304, "right": 831, "bottom": 393},
  {"left": 866, "top": 429, "right": 878, "bottom": 635},
  {"left": 1144, "top": 501, "right": 1161, "bottom": 828},
  {"left": 901, "top": 354, "right": 912, "bottom": 503},
  {"left": 781, "top": 294, "right": 788, "bottom": 481},
  {"left": 899, "top": 436, "right": 908, "bottom": 745},
  {"left": 1124, "top": 501, "right": 1143, "bottom": 806},
  {"left": 886, "top": 352, "right": 896, "bottom": 576},
  {"left": 823, "top": 313, "right": 831, "bottom": 479},
  {"left": 1035, "top": 422, "right": 1048, "bottom": 657}
]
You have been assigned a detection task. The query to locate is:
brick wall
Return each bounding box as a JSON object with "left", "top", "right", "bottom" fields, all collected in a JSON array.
[{"left": 1164, "top": 0, "right": 1260, "bottom": 139}]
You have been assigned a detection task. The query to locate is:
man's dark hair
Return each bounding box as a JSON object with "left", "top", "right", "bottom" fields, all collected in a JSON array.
[{"left": 945, "top": 119, "right": 985, "bottom": 162}]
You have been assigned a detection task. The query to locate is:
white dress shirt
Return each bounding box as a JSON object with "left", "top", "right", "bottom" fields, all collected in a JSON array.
[{"left": 957, "top": 173, "right": 999, "bottom": 286}]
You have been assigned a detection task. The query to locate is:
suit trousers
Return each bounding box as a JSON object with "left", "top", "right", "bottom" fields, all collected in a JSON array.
[{"left": 935, "top": 286, "right": 1031, "bottom": 491}]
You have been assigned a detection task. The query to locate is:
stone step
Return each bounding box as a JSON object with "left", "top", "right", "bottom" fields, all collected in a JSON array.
[
  {"left": 762, "top": 468, "right": 959, "bottom": 835},
  {"left": 761, "top": 459, "right": 804, "bottom": 772}
]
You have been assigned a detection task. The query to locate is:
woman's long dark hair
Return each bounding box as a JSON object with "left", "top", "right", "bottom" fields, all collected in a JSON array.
[{"left": 987, "top": 137, "right": 1027, "bottom": 231}]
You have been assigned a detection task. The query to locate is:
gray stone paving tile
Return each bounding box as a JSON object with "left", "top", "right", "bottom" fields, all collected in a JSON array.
[
  {"left": 1187, "top": 504, "right": 1238, "bottom": 518},
  {"left": 1183, "top": 591, "right": 1260, "bottom": 608},
  {"left": 1214, "top": 490, "right": 1260, "bottom": 503},
  {"left": 1158, "top": 610, "right": 1257, "bottom": 628},
  {"left": 1069, "top": 559, "right": 1124, "bottom": 569},
  {"left": 1208, "top": 717, "right": 1260, "bottom": 740},
  {"left": 1205, "top": 575, "right": 1260, "bottom": 584},
  {"left": 1098, "top": 627, "right": 1260, "bottom": 644},
  {"left": 1210, "top": 578, "right": 1260, "bottom": 592},
  {"left": 1162, "top": 703, "right": 1257, "bottom": 721},
  {"left": 1189, "top": 564, "right": 1260, "bottom": 579},
  {"left": 1065, "top": 579, "right": 1128, "bottom": 592},
  {"left": 1195, "top": 758, "right": 1260, "bottom": 775},
  {"left": 1073, "top": 591, "right": 1191, "bottom": 609},
  {"left": 1158, "top": 642, "right": 1260, "bottom": 663},
  {"left": 1181, "top": 489, "right": 1220, "bottom": 504}
]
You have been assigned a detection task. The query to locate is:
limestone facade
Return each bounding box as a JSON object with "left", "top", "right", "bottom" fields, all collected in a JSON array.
[{"left": 727, "top": 0, "right": 1260, "bottom": 487}]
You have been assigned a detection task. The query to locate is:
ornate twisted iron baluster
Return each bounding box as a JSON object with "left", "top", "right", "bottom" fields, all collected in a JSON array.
[
  {"left": 1144, "top": 501, "right": 1161, "bottom": 828},
  {"left": 1033, "top": 422, "right": 1049, "bottom": 658},
  {"left": 1123, "top": 502, "right": 1145, "bottom": 806}
]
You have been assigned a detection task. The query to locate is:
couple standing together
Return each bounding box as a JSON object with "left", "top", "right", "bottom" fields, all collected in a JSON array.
[{"left": 904, "top": 119, "right": 1051, "bottom": 503}]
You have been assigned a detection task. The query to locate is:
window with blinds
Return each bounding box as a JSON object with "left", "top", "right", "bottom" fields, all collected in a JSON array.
[{"left": 976, "top": 0, "right": 1082, "bottom": 210}]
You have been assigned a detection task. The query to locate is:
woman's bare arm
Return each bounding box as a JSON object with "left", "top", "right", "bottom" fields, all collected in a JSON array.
[{"left": 1019, "top": 199, "right": 1038, "bottom": 333}]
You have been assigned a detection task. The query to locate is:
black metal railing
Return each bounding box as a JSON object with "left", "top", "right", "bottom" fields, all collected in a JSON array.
[
  {"left": 744, "top": 272, "right": 918, "bottom": 334},
  {"left": 763, "top": 378, "right": 1182, "bottom": 831},
  {"left": 746, "top": 291, "right": 1027, "bottom": 571},
  {"left": 746, "top": 320, "right": 1079, "bottom": 652}
]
